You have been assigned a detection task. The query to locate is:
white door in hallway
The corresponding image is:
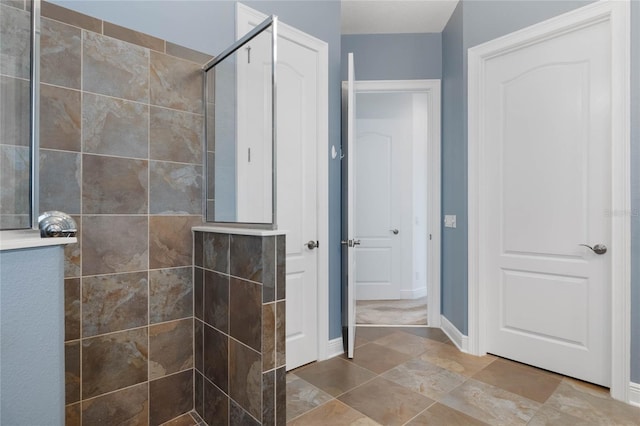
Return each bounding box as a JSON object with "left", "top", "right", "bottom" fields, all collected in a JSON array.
[{"left": 477, "top": 14, "right": 613, "bottom": 386}]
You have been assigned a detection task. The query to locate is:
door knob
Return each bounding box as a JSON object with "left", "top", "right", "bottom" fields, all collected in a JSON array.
[
  {"left": 306, "top": 240, "right": 319, "bottom": 250},
  {"left": 391, "top": 229, "right": 399, "bottom": 235},
  {"left": 579, "top": 243, "right": 607, "bottom": 255}
]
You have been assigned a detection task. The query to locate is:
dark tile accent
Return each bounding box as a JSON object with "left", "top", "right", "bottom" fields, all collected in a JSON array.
[
  {"left": 0, "top": 5, "right": 30, "bottom": 79},
  {"left": 149, "top": 370, "right": 193, "bottom": 425},
  {"left": 195, "top": 319, "right": 204, "bottom": 373},
  {"left": 41, "top": 17, "right": 81, "bottom": 89},
  {"left": 149, "top": 318, "right": 193, "bottom": 380},
  {"left": 194, "top": 231, "right": 204, "bottom": 267},
  {"left": 41, "top": 1, "right": 102, "bottom": 33},
  {"left": 262, "top": 370, "right": 275, "bottom": 426},
  {"left": 82, "top": 382, "right": 149, "bottom": 425},
  {"left": 203, "top": 232, "right": 229, "bottom": 274},
  {"left": 166, "top": 41, "right": 212, "bottom": 65},
  {"left": 40, "top": 83, "right": 81, "bottom": 151},
  {"left": 262, "top": 303, "right": 275, "bottom": 372},
  {"left": 40, "top": 149, "right": 81, "bottom": 214},
  {"left": 83, "top": 31, "right": 149, "bottom": 103},
  {"left": 203, "top": 324, "right": 228, "bottom": 393},
  {"left": 149, "top": 215, "right": 202, "bottom": 269},
  {"left": 276, "top": 235, "right": 285, "bottom": 301},
  {"left": 64, "top": 216, "right": 81, "bottom": 278},
  {"left": 229, "top": 277, "right": 262, "bottom": 352},
  {"left": 0, "top": 146, "right": 29, "bottom": 220},
  {"left": 194, "top": 267, "right": 204, "bottom": 320},
  {"left": 65, "top": 341, "right": 80, "bottom": 404},
  {"left": 1, "top": 76, "right": 30, "bottom": 146},
  {"left": 262, "top": 236, "right": 276, "bottom": 303},
  {"left": 149, "top": 267, "right": 193, "bottom": 323},
  {"left": 276, "top": 301, "right": 285, "bottom": 369},
  {"left": 82, "top": 328, "right": 148, "bottom": 399},
  {"left": 149, "top": 161, "right": 202, "bottom": 215},
  {"left": 82, "top": 93, "right": 149, "bottom": 159},
  {"left": 65, "top": 403, "right": 81, "bottom": 426},
  {"left": 203, "top": 378, "right": 228, "bottom": 426},
  {"left": 150, "top": 51, "right": 203, "bottom": 113},
  {"left": 204, "top": 270, "right": 229, "bottom": 333},
  {"left": 230, "top": 400, "right": 260, "bottom": 426},
  {"left": 82, "top": 271, "right": 148, "bottom": 337},
  {"left": 229, "top": 339, "right": 262, "bottom": 420},
  {"left": 276, "top": 367, "right": 286, "bottom": 426},
  {"left": 150, "top": 106, "right": 203, "bottom": 164},
  {"left": 64, "top": 278, "right": 80, "bottom": 341},
  {"left": 230, "top": 234, "right": 263, "bottom": 282},
  {"left": 195, "top": 371, "right": 204, "bottom": 420},
  {"left": 103, "top": 21, "right": 164, "bottom": 52}
]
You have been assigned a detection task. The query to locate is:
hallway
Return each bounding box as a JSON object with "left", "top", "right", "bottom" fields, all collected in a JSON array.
[{"left": 286, "top": 327, "right": 640, "bottom": 425}]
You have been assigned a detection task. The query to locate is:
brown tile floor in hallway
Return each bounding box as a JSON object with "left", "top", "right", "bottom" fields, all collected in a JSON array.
[{"left": 286, "top": 327, "right": 640, "bottom": 426}]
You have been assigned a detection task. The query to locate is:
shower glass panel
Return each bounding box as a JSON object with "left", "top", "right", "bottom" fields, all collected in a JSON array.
[
  {"left": 0, "top": 0, "right": 39, "bottom": 230},
  {"left": 204, "top": 16, "right": 277, "bottom": 227}
]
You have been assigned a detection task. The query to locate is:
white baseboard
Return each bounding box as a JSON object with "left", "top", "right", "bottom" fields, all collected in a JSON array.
[
  {"left": 326, "top": 337, "right": 344, "bottom": 359},
  {"left": 630, "top": 382, "right": 640, "bottom": 407},
  {"left": 400, "top": 287, "right": 428, "bottom": 299},
  {"left": 440, "top": 315, "right": 469, "bottom": 353}
]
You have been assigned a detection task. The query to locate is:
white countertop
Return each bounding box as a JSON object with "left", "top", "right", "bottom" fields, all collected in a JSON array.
[
  {"left": 0, "top": 230, "right": 77, "bottom": 251},
  {"left": 192, "top": 226, "right": 286, "bottom": 237}
]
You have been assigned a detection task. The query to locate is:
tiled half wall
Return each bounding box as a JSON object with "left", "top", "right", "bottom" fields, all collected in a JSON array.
[{"left": 193, "top": 230, "right": 286, "bottom": 426}]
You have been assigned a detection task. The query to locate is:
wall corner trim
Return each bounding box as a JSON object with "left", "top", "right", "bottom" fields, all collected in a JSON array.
[
  {"left": 326, "top": 337, "right": 345, "bottom": 359},
  {"left": 440, "top": 315, "right": 469, "bottom": 353},
  {"left": 630, "top": 382, "right": 640, "bottom": 407}
]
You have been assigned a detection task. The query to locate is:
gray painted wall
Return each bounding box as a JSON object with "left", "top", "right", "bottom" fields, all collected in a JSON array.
[
  {"left": 341, "top": 33, "right": 442, "bottom": 80},
  {"left": 1, "top": 246, "right": 65, "bottom": 425},
  {"left": 441, "top": 0, "right": 639, "bottom": 381}
]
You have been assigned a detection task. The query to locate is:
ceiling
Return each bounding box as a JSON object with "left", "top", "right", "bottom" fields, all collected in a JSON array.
[{"left": 341, "top": 0, "right": 459, "bottom": 35}]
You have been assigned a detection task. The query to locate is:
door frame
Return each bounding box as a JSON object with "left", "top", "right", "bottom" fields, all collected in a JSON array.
[
  {"left": 467, "top": 1, "right": 631, "bottom": 401},
  {"left": 237, "top": 4, "right": 330, "bottom": 361},
  {"left": 349, "top": 79, "right": 442, "bottom": 327}
]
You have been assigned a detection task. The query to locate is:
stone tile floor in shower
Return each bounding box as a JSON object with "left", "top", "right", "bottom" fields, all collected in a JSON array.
[{"left": 286, "top": 327, "right": 640, "bottom": 425}]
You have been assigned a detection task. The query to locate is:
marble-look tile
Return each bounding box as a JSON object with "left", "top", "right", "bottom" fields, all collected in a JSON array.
[
  {"left": 150, "top": 106, "right": 203, "bottom": 164},
  {"left": 0, "top": 0, "right": 25, "bottom": 9},
  {"left": 65, "top": 341, "right": 80, "bottom": 404},
  {"left": 230, "top": 400, "right": 260, "bottom": 426},
  {"left": 203, "top": 377, "right": 228, "bottom": 426},
  {"left": 0, "top": 5, "right": 30, "bottom": 79},
  {"left": 149, "top": 319, "right": 193, "bottom": 379},
  {"left": 40, "top": 84, "right": 81, "bottom": 152},
  {"left": 203, "top": 324, "right": 228, "bottom": 393},
  {"left": 103, "top": 21, "right": 164, "bottom": 52},
  {"left": 276, "top": 301, "right": 285, "bottom": 369},
  {"left": 229, "top": 277, "right": 262, "bottom": 351},
  {"left": 262, "top": 303, "right": 275, "bottom": 371},
  {"left": 439, "top": 378, "right": 541, "bottom": 426},
  {"left": 276, "top": 367, "right": 286, "bottom": 426},
  {"left": 276, "top": 235, "right": 285, "bottom": 301},
  {"left": 82, "top": 271, "right": 148, "bottom": 337},
  {"left": 288, "top": 399, "right": 381, "bottom": 426},
  {"left": 1, "top": 76, "right": 30, "bottom": 146},
  {"left": 396, "top": 326, "right": 451, "bottom": 344},
  {"left": 204, "top": 270, "right": 229, "bottom": 333},
  {"left": 194, "top": 267, "right": 204, "bottom": 320},
  {"left": 82, "top": 154, "right": 148, "bottom": 214},
  {"left": 419, "top": 340, "right": 496, "bottom": 377},
  {"left": 82, "top": 215, "right": 148, "bottom": 283},
  {"left": 83, "top": 31, "right": 149, "bottom": 103},
  {"left": 286, "top": 375, "right": 333, "bottom": 421},
  {"left": 65, "top": 403, "right": 81, "bottom": 426},
  {"left": 206, "top": 151, "right": 215, "bottom": 201},
  {"left": 41, "top": 1, "right": 102, "bottom": 33},
  {"left": 544, "top": 379, "right": 640, "bottom": 425},
  {"left": 149, "top": 161, "right": 202, "bottom": 214},
  {"left": 229, "top": 339, "right": 262, "bottom": 420},
  {"left": 40, "top": 149, "right": 81, "bottom": 214},
  {"left": 82, "top": 382, "right": 149, "bottom": 425},
  {"left": 354, "top": 326, "right": 396, "bottom": 342},
  {"left": 190, "top": 410, "right": 205, "bottom": 425},
  {"left": 294, "top": 357, "right": 377, "bottom": 397},
  {"left": 262, "top": 370, "right": 275, "bottom": 426},
  {"left": 382, "top": 357, "right": 467, "bottom": 401},
  {"left": 149, "top": 267, "right": 193, "bottom": 323},
  {"left": 194, "top": 231, "right": 204, "bottom": 267},
  {"left": 194, "top": 319, "right": 204, "bottom": 373},
  {"left": 83, "top": 93, "right": 149, "bottom": 159},
  {"left": 82, "top": 328, "right": 148, "bottom": 399},
  {"left": 406, "top": 403, "right": 489, "bottom": 426},
  {"left": 149, "top": 215, "right": 202, "bottom": 269},
  {"left": 230, "top": 234, "right": 263, "bottom": 282},
  {"left": 262, "top": 236, "right": 276, "bottom": 303},
  {"left": 64, "top": 278, "right": 80, "bottom": 341},
  {"left": 194, "top": 371, "right": 204, "bottom": 420},
  {"left": 472, "top": 358, "right": 561, "bottom": 403},
  {"left": 527, "top": 404, "right": 595, "bottom": 426},
  {"left": 348, "top": 342, "right": 412, "bottom": 374},
  {"left": 0, "top": 145, "right": 29, "bottom": 220},
  {"left": 203, "top": 232, "right": 229, "bottom": 274},
  {"left": 41, "top": 17, "right": 81, "bottom": 89},
  {"left": 165, "top": 42, "right": 212, "bottom": 65},
  {"left": 149, "top": 370, "right": 193, "bottom": 425},
  {"left": 374, "top": 331, "right": 439, "bottom": 357},
  {"left": 150, "top": 51, "right": 202, "bottom": 113},
  {"left": 64, "top": 216, "right": 81, "bottom": 278},
  {"left": 338, "top": 377, "right": 433, "bottom": 426},
  {"left": 162, "top": 413, "right": 198, "bottom": 426}
]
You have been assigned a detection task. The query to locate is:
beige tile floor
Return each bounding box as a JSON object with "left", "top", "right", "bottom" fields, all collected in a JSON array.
[{"left": 286, "top": 327, "right": 640, "bottom": 426}]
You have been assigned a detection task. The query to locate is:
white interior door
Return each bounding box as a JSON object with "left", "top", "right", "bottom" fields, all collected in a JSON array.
[
  {"left": 482, "top": 16, "right": 612, "bottom": 386},
  {"left": 345, "top": 52, "right": 356, "bottom": 358}
]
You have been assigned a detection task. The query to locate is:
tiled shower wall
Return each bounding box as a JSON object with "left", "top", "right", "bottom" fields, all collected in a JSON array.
[{"left": 3, "top": 1, "right": 212, "bottom": 423}]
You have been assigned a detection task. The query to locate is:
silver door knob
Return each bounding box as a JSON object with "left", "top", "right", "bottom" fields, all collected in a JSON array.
[
  {"left": 579, "top": 243, "right": 607, "bottom": 255},
  {"left": 306, "top": 240, "right": 319, "bottom": 250},
  {"left": 353, "top": 239, "right": 361, "bottom": 246},
  {"left": 391, "top": 229, "right": 399, "bottom": 235}
]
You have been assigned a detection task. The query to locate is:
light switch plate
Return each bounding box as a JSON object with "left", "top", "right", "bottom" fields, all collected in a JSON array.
[{"left": 444, "top": 215, "right": 457, "bottom": 228}]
